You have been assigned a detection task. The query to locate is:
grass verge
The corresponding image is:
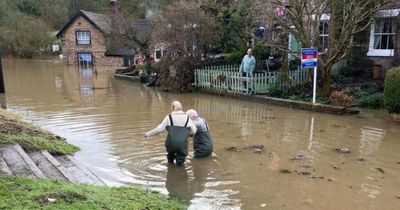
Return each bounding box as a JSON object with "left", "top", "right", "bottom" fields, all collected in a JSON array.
[
  {"left": 0, "top": 108, "right": 79, "bottom": 155},
  {"left": 0, "top": 176, "right": 184, "bottom": 210}
]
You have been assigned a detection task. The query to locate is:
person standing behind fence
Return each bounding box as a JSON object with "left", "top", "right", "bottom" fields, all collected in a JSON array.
[{"left": 239, "top": 48, "right": 256, "bottom": 93}]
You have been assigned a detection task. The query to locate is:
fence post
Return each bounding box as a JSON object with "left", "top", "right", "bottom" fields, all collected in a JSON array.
[{"left": 0, "top": 55, "right": 5, "bottom": 93}]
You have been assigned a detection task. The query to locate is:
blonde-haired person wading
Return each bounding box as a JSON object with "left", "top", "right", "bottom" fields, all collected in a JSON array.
[
  {"left": 186, "top": 109, "right": 213, "bottom": 158},
  {"left": 145, "top": 101, "right": 197, "bottom": 166}
]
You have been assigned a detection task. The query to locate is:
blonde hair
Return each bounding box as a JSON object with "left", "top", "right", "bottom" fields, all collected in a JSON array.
[{"left": 171, "top": 101, "right": 183, "bottom": 111}]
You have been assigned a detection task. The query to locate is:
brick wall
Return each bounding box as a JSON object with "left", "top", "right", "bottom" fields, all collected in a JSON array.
[{"left": 60, "top": 16, "right": 123, "bottom": 66}]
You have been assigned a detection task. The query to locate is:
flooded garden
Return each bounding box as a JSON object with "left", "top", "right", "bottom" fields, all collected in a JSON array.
[{"left": 2, "top": 58, "right": 400, "bottom": 209}]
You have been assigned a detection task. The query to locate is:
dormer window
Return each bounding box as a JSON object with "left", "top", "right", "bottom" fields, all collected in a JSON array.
[{"left": 76, "top": 31, "right": 91, "bottom": 45}]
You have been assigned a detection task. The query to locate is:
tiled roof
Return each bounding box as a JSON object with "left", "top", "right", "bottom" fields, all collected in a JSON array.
[{"left": 80, "top": 10, "right": 111, "bottom": 34}]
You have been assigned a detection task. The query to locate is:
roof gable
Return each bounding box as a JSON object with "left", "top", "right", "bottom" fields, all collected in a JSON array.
[{"left": 56, "top": 10, "right": 110, "bottom": 37}]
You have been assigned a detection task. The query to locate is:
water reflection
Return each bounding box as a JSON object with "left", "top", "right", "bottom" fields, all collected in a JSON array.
[{"left": 64, "top": 67, "right": 110, "bottom": 104}]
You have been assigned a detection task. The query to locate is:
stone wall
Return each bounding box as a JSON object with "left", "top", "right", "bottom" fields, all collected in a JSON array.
[{"left": 60, "top": 16, "right": 123, "bottom": 67}]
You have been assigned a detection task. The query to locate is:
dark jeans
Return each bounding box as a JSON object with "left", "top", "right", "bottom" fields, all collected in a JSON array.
[
  {"left": 242, "top": 72, "right": 251, "bottom": 92},
  {"left": 242, "top": 72, "right": 247, "bottom": 89}
]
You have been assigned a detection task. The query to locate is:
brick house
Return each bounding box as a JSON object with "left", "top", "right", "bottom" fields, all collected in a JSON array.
[
  {"left": 56, "top": 1, "right": 151, "bottom": 67},
  {"left": 366, "top": 2, "right": 400, "bottom": 72}
]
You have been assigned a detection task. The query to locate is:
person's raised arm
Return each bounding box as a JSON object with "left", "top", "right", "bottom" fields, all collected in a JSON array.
[{"left": 144, "top": 116, "right": 169, "bottom": 138}]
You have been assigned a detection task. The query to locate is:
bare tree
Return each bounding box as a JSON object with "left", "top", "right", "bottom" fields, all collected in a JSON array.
[
  {"left": 257, "top": 0, "right": 393, "bottom": 96},
  {"left": 152, "top": 0, "right": 220, "bottom": 92}
]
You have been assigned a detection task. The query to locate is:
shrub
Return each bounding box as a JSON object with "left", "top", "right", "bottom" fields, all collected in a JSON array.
[
  {"left": 384, "top": 67, "right": 400, "bottom": 113},
  {"left": 358, "top": 92, "right": 384, "bottom": 109},
  {"left": 329, "top": 89, "right": 355, "bottom": 106}
]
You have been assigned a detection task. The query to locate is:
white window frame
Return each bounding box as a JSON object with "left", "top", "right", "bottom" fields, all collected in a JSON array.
[
  {"left": 76, "top": 31, "right": 91, "bottom": 45},
  {"left": 154, "top": 43, "right": 167, "bottom": 62},
  {"left": 367, "top": 9, "right": 399, "bottom": 57},
  {"left": 319, "top": 21, "right": 329, "bottom": 49}
]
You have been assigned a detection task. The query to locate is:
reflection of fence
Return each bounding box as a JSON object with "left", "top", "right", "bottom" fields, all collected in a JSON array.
[{"left": 195, "top": 60, "right": 346, "bottom": 94}]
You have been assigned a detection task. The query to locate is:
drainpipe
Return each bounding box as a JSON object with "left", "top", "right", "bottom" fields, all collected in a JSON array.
[{"left": 0, "top": 55, "right": 5, "bottom": 93}]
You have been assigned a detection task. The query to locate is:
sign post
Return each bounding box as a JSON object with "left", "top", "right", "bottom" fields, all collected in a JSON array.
[
  {"left": 0, "top": 55, "right": 5, "bottom": 93},
  {"left": 301, "top": 48, "right": 318, "bottom": 104}
]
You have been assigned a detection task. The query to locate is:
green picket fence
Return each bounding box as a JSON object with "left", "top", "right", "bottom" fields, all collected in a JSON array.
[{"left": 195, "top": 60, "right": 344, "bottom": 94}]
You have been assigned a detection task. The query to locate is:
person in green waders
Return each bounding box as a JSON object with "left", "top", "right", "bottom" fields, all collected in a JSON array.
[
  {"left": 144, "top": 101, "right": 197, "bottom": 166},
  {"left": 186, "top": 109, "right": 213, "bottom": 158}
]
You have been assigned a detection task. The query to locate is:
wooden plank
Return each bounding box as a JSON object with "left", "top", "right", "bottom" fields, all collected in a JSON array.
[
  {"left": 41, "top": 151, "right": 78, "bottom": 183},
  {"left": 13, "top": 144, "right": 46, "bottom": 179},
  {"left": 0, "top": 155, "right": 12, "bottom": 175}
]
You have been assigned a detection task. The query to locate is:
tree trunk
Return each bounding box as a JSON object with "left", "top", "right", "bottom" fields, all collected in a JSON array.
[{"left": 321, "top": 62, "right": 333, "bottom": 97}]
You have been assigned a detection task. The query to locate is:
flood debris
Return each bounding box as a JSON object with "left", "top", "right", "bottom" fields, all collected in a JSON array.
[
  {"left": 357, "top": 158, "right": 366, "bottom": 162},
  {"left": 331, "top": 165, "right": 341, "bottom": 170},
  {"left": 262, "top": 116, "right": 276, "bottom": 120},
  {"left": 290, "top": 151, "right": 314, "bottom": 168},
  {"left": 279, "top": 169, "right": 292, "bottom": 174},
  {"left": 310, "top": 175, "right": 324, "bottom": 179},
  {"left": 332, "top": 124, "right": 341, "bottom": 128},
  {"left": 335, "top": 148, "right": 351, "bottom": 154},
  {"left": 243, "top": 145, "right": 265, "bottom": 154},
  {"left": 38, "top": 192, "right": 86, "bottom": 204},
  {"left": 327, "top": 178, "right": 335, "bottom": 182},
  {"left": 396, "top": 196, "right": 400, "bottom": 199},
  {"left": 225, "top": 147, "right": 240, "bottom": 152},
  {"left": 298, "top": 171, "right": 311, "bottom": 176},
  {"left": 375, "top": 167, "right": 385, "bottom": 174}
]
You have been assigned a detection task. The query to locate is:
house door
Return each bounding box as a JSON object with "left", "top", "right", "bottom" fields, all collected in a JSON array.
[
  {"left": 77, "top": 53, "right": 94, "bottom": 67},
  {"left": 123, "top": 55, "right": 133, "bottom": 67}
]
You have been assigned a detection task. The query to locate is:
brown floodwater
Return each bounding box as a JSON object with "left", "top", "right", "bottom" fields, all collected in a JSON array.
[{"left": 2, "top": 57, "right": 400, "bottom": 209}]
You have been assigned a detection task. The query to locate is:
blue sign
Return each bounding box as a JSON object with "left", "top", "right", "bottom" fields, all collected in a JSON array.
[
  {"left": 301, "top": 60, "right": 317, "bottom": 69},
  {"left": 301, "top": 48, "right": 318, "bottom": 69}
]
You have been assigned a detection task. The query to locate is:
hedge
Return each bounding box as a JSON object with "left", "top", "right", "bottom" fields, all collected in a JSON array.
[{"left": 384, "top": 67, "right": 400, "bottom": 114}]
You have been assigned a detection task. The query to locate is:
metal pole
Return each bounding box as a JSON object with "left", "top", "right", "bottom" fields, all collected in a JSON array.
[
  {"left": 312, "top": 66, "right": 317, "bottom": 104},
  {"left": 0, "top": 55, "right": 5, "bottom": 93}
]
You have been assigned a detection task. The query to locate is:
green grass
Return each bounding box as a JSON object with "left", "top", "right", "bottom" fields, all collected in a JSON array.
[
  {"left": 0, "top": 108, "right": 79, "bottom": 155},
  {"left": 0, "top": 134, "right": 79, "bottom": 155},
  {"left": 0, "top": 176, "right": 185, "bottom": 210}
]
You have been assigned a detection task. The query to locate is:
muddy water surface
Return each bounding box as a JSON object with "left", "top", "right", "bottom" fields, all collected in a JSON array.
[{"left": 2, "top": 58, "right": 400, "bottom": 209}]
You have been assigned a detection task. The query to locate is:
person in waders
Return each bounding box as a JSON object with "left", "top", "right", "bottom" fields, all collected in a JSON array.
[
  {"left": 144, "top": 101, "right": 197, "bottom": 166},
  {"left": 186, "top": 109, "right": 213, "bottom": 158}
]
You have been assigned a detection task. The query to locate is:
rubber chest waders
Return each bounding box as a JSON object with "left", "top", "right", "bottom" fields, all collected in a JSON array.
[
  {"left": 165, "top": 114, "right": 190, "bottom": 165},
  {"left": 193, "top": 122, "right": 213, "bottom": 158}
]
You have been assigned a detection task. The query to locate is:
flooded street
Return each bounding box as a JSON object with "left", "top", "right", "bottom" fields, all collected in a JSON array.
[{"left": 2, "top": 58, "right": 400, "bottom": 210}]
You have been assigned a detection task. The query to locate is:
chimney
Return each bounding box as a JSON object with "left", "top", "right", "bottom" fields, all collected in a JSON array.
[{"left": 110, "top": 0, "right": 121, "bottom": 34}]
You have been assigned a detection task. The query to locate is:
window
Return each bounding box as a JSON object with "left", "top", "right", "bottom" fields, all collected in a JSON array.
[
  {"left": 367, "top": 9, "right": 399, "bottom": 57},
  {"left": 76, "top": 31, "right": 91, "bottom": 45},
  {"left": 77, "top": 53, "right": 93, "bottom": 66},
  {"left": 373, "top": 18, "right": 395, "bottom": 50},
  {"left": 155, "top": 50, "right": 162, "bottom": 59},
  {"left": 319, "top": 21, "right": 329, "bottom": 49}
]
